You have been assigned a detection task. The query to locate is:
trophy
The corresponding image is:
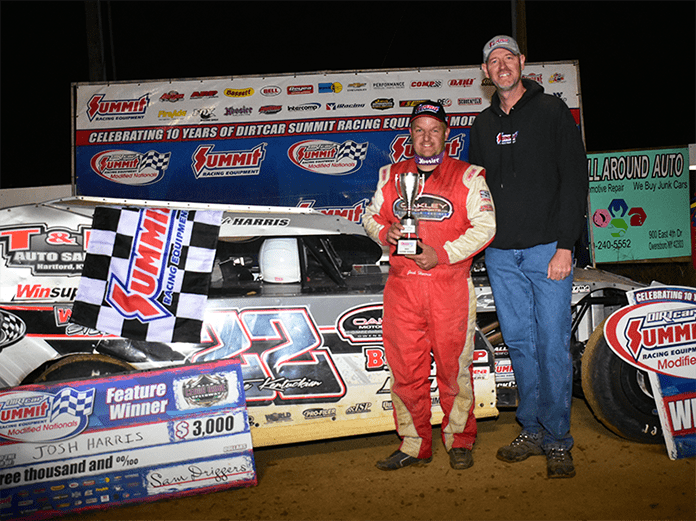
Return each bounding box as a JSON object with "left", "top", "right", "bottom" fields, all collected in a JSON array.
[{"left": 395, "top": 171, "right": 424, "bottom": 255}]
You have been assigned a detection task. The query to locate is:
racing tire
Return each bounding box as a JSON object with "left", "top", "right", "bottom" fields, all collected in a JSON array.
[
  {"left": 32, "top": 354, "right": 135, "bottom": 383},
  {"left": 581, "top": 319, "right": 663, "bottom": 444}
]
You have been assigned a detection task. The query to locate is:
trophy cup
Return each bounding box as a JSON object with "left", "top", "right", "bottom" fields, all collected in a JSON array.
[{"left": 395, "top": 171, "right": 424, "bottom": 255}]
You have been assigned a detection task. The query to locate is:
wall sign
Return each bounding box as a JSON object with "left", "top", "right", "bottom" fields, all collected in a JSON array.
[{"left": 588, "top": 147, "right": 691, "bottom": 263}]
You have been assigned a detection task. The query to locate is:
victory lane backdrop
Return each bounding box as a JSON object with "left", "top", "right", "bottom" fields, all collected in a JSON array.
[
  {"left": 70, "top": 206, "right": 223, "bottom": 343},
  {"left": 73, "top": 64, "right": 582, "bottom": 216}
]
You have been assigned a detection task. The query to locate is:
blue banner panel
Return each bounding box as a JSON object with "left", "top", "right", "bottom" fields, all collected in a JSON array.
[{"left": 73, "top": 64, "right": 583, "bottom": 219}]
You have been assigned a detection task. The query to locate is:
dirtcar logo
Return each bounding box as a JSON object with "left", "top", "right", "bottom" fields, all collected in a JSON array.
[
  {"left": 192, "top": 143, "right": 266, "bottom": 178},
  {"left": 160, "top": 91, "right": 184, "bottom": 102},
  {"left": 604, "top": 301, "right": 696, "bottom": 379},
  {"left": 87, "top": 93, "right": 149, "bottom": 121},
  {"left": 288, "top": 139, "right": 368, "bottom": 175},
  {"left": 91, "top": 149, "right": 170, "bottom": 185}
]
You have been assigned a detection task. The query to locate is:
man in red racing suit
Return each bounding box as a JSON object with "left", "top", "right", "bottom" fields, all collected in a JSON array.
[{"left": 363, "top": 101, "right": 496, "bottom": 471}]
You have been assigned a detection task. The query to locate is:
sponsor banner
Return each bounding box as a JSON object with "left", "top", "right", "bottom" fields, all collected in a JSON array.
[
  {"left": 0, "top": 359, "right": 255, "bottom": 520},
  {"left": 604, "top": 286, "right": 696, "bottom": 459},
  {"left": 73, "top": 63, "right": 581, "bottom": 215},
  {"left": 588, "top": 147, "right": 691, "bottom": 262}
]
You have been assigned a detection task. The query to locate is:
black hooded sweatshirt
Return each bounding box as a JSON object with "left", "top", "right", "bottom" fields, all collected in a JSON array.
[{"left": 469, "top": 78, "right": 588, "bottom": 251}]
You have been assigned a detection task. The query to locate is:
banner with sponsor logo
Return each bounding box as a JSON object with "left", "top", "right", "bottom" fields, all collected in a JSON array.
[
  {"left": 604, "top": 286, "right": 696, "bottom": 459},
  {"left": 71, "top": 206, "right": 222, "bottom": 343},
  {"left": 0, "top": 359, "right": 255, "bottom": 520},
  {"left": 73, "top": 63, "right": 581, "bottom": 221},
  {"left": 588, "top": 147, "right": 691, "bottom": 263}
]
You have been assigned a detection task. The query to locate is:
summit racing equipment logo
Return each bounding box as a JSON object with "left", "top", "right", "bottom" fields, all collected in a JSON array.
[
  {"left": 288, "top": 139, "right": 368, "bottom": 176},
  {"left": 496, "top": 131, "right": 518, "bottom": 145},
  {"left": 87, "top": 93, "right": 149, "bottom": 121},
  {"left": 192, "top": 143, "right": 266, "bottom": 178},
  {"left": 0, "top": 387, "right": 95, "bottom": 442},
  {"left": 604, "top": 299, "right": 696, "bottom": 379},
  {"left": 105, "top": 208, "right": 180, "bottom": 322},
  {"left": 91, "top": 149, "right": 171, "bottom": 185},
  {"left": 297, "top": 199, "right": 367, "bottom": 224},
  {"left": 389, "top": 134, "right": 463, "bottom": 163}
]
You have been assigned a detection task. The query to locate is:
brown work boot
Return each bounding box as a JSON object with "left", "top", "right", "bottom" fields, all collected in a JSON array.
[
  {"left": 546, "top": 446, "right": 576, "bottom": 478},
  {"left": 496, "top": 431, "right": 544, "bottom": 463},
  {"left": 448, "top": 448, "right": 474, "bottom": 470}
]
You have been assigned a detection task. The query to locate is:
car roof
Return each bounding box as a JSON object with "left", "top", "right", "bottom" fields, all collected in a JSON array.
[{"left": 10, "top": 196, "right": 367, "bottom": 238}]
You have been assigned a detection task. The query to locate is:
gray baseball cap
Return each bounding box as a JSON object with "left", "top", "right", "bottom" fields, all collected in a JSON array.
[{"left": 483, "top": 35, "right": 521, "bottom": 62}]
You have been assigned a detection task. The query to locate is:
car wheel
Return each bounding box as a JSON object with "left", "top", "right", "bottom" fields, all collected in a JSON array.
[
  {"left": 32, "top": 353, "right": 134, "bottom": 383},
  {"left": 581, "top": 319, "right": 663, "bottom": 444}
]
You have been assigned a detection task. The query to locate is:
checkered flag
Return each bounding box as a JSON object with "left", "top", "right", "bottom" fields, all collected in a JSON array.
[
  {"left": 139, "top": 150, "right": 171, "bottom": 172},
  {"left": 0, "top": 309, "right": 26, "bottom": 348},
  {"left": 71, "top": 206, "right": 223, "bottom": 343},
  {"left": 50, "top": 387, "right": 95, "bottom": 420},
  {"left": 336, "top": 140, "right": 368, "bottom": 161}
]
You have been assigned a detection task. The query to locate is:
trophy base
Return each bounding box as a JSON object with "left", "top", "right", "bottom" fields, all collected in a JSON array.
[{"left": 395, "top": 239, "right": 422, "bottom": 256}]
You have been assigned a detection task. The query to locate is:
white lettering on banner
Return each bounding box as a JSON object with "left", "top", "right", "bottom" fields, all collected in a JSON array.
[
  {"left": 88, "top": 129, "right": 165, "bottom": 143},
  {"left": 234, "top": 124, "right": 287, "bottom": 137},
  {"left": 287, "top": 121, "right": 337, "bottom": 134},
  {"left": 106, "top": 383, "right": 169, "bottom": 420},
  {"left": 336, "top": 119, "right": 381, "bottom": 131},
  {"left": 667, "top": 397, "right": 696, "bottom": 432}
]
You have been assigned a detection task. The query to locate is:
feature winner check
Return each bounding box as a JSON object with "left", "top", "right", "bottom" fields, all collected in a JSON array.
[{"left": 0, "top": 360, "right": 256, "bottom": 520}]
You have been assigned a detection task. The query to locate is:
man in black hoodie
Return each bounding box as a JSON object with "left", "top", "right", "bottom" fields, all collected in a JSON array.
[{"left": 469, "top": 35, "right": 588, "bottom": 478}]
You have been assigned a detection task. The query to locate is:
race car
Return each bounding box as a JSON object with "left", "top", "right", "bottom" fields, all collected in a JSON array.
[{"left": 0, "top": 197, "right": 660, "bottom": 446}]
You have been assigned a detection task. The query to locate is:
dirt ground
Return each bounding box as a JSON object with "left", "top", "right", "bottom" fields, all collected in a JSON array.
[{"left": 57, "top": 397, "right": 695, "bottom": 521}]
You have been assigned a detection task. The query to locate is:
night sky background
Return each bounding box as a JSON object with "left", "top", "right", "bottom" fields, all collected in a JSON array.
[{"left": 1, "top": 0, "right": 694, "bottom": 189}]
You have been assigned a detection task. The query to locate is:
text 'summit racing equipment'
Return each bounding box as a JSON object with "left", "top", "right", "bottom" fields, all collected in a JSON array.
[{"left": 0, "top": 197, "right": 659, "bottom": 447}]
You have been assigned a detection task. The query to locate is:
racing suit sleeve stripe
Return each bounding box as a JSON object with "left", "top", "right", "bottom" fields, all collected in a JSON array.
[
  {"left": 441, "top": 168, "right": 496, "bottom": 265},
  {"left": 363, "top": 164, "right": 392, "bottom": 246}
]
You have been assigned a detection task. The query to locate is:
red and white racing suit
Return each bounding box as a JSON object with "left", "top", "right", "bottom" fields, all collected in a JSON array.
[{"left": 363, "top": 155, "right": 496, "bottom": 459}]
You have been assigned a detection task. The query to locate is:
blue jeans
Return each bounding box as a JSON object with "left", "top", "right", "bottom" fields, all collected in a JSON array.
[{"left": 485, "top": 243, "right": 574, "bottom": 450}]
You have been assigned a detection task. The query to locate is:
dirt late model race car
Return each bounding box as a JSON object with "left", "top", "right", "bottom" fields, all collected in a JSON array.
[{"left": 0, "top": 197, "right": 660, "bottom": 447}]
